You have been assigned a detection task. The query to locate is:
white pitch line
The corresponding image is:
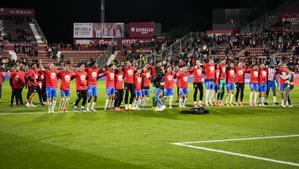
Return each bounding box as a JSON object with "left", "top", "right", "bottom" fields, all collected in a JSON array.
[
  {"left": 172, "top": 143, "right": 299, "bottom": 167},
  {"left": 171, "top": 134, "right": 299, "bottom": 167},
  {"left": 0, "top": 112, "right": 49, "bottom": 115},
  {"left": 174, "top": 134, "right": 299, "bottom": 144}
]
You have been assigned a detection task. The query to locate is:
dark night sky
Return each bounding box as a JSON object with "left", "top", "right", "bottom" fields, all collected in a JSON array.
[{"left": 1, "top": 0, "right": 283, "bottom": 43}]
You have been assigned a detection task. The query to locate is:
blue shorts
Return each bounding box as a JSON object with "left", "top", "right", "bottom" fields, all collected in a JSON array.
[
  {"left": 227, "top": 83, "right": 235, "bottom": 91},
  {"left": 267, "top": 81, "right": 276, "bottom": 92},
  {"left": 135, "top": 90, "right": 142, "bottom": 97},
  {"left": 164, "top": 88, "right": 174, "bottom": 96},
  {"left": 179, "top": 88, "right": 188, "bottom": 95},
  {"left": 250, "top": 83, "right": 259, "bottom": 91},
  {"left": 88, "top": 86, "right": 98, "bottom": 97},
  {"left": 205, "top": 80, "right": 215, "bottom": 90},
  {"left": 46, "top": 88, "right": 57, "bottom": 99},
  {"left": 142, "top": 88, "right": 150, "bottom": 97},
  {"left": 280, "top": 84, "right": 285, "bottom": 91},
  {"left": 60, "top": 90, "right": 70, "bottom": 97},
  {"left": 214, "top": 84, "right": 219, "bottom": 92},
  {"left": 106, "top": 87, "right": 115, "bottom": 96},
  {"left": 259, "top": 84, "right": 267, "bottom": 93}
]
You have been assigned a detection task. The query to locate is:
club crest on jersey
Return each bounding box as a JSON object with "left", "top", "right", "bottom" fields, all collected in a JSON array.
[
  {"left": 118, "top": 75, "right": 123, "bottom": 81},
  {"left": 109, "top": 73, "right": 115, "bottom": 79},
  {"left": 128, "top": 70, "right": 133, "bottom": 75},
  {"left": 183, "top": 76, "right": 188, "bottom": 81},
  {"left": 80, "top": 75, "right": 86, "bottom": 81},
  {"left": 146, "top": 73, "right": 151, "bottom": 78},
  {"left": 137, "top": 77, "right": 142, "bottom": 83},
  {"left": 167, "top": 75, "right": 173, "bottom": 81},
  {"left": 262, "top": 71, "right": 267, "bottom": 76},
  {"left": 238, "top": 70, "right": 244, "bottom": 75},
  {"left": 196, "top": 69, "right": 202, "bottom": 75},
  {"left": 253, "top": 71, "right": 258, "bottom": 77},
  {"left": 210, "top": 66, "right": 215, "bottom": 71},
  {"left": 91, "top": 72, "right": 97, "bottom": 78},
  {"left": 51, "top": 73, "right": 56, "bottom": 79},
  {"left": 65, "top": 75, "right": 71, "bottom": 81},
  {"left": 230, "top": 70, "right": 235, "bottom": 75}
]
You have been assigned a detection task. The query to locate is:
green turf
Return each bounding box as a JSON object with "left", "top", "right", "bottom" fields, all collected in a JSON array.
[{"left": 0, "top": 81, "right": 298, "bottom": 169}]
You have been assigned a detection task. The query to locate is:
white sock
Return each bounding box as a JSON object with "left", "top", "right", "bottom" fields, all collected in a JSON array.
[
  {"left": 87, "top": 102, "right": 91, "bottom": 110},
  {"left": 281, "top": 99, "right": 284, "bottom": 105},
  {"left": 179, "top": 97, "right": 183, "bottom": 107},
  {"left": 91, "top": 102, "right": 96, "bottom": 109},
  {"left": 48, "top": 102, "right": 52, "bottom": 111},
  {"left": 226, "top": 94, "right": 229, "bottom": 104},
  {"left": 169, "top": 96, "right": 173, "bottom": 106},
  {"left": 111, "top": 99, "right": 115, "bottom": 108},
  {"left": 145, "top": 97, "right": 149, "bottom": 107},
  {"left": 52, "top": 100, "right": 56, "bottom": 112},
  {"left": 261, "top": 96, "right": 265, "bottom": 105},
  {"left": 205, "top": 90, "right": 210, "bottom": 105},
  {"left": 209, "top": 92, "right": 214, "bottom": 104},
  {"left": 81, "top": 106, "right": 84, "bottom": 110},
  {"left": 254, "top": 92, "right": 258, "bottom": 103},
  {"left": 105, "top": 99, "right": 109, "bottom": 109},
  {"left": 183, "top": 97, "right": 187, "bottom": 106},
  {"left": 273, "top": 96, "right": 277, "bottom": 103},
  {"left": 250, "top": 92, "right": 253, "bottom": 103},
  {"left": 138, "top": 98, "right": 142, "bottom": 108},
  {"left": 59, "top": 98, "right": 64, "bottom": 110},
  {"left": 64, "top": 98, "right": 69, "bottom": 110},
  {"left": 230, "top": 94, "right": 234, "bottom": 104}
]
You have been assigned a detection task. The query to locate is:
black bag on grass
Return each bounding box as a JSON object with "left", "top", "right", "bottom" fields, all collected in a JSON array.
[{"left": 180, "top": 107, "right": 209, "bottom": 115}]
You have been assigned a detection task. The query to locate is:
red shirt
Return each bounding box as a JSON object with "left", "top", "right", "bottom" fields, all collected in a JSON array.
[
  {"left": 123, "top": 66, "right": 136, "bottom": 84},
  {"left": 219, "top": 63, "right": 227, "bottom": 80},
  {"left": 250, "top": 68, "right": 259, "bottom": 84},
  {"left": 142, "top": 70, "right": 151, "bottom": 87},
  {"left": 37, "top": 69, "right": 46, "bottom": 86},
  {"left": 115, "top": 71, "right": 124, "bottom": 90},
  {"left": 235, "top": 67, "right": 246, "bottom": 83},
  {"left": 26, "top": 69, "right": 39, "bottom": 87},
  {"left": 86, "top": 67, "right": 100, "bottom": 86},
  {"left": 279, "top": 68, "right": 289, "bottom": 84},
  {"left": 105, "top": 69, "right": 115, "bottom": 88},
  {"left": 150, "top": 66, "right": 156, "bottom": 78},
  {"left": 75, "top": 71, "right": 87, "bottom": 90},
  {"left": 164, "top": 73, "right": 174, "bottom": 89},
  {"left": 134, "top": 75, "right": 142, "bottom": 91},
  {"left": 177, "top": 72, "right": 189, "bottom": 89},
  {"left": 214, "top": 69, "right": 220, "bottom": 84},
  {"left": 59, "top": 71, "right": 73, "bottom": 90},
  {"left": 0, "top": 72, "right": 4, "bottom": 86},
  {"left": 259, "top": 69, "right": 267, "bottom": 84},
  {"left": 11, "top": 71, "right": 25, "bottom": 89},
  {"left": 191, "top": 67, "right": 203, "bottom": 82},
  {"left": 45, "top": 70, "right": 59, "bottom": 88},
  {"left": 227, "top": 68, "right": 235, "bottom": 83},
  {"left": 204, "top": 63, "right": 215, "bottom": 80}
]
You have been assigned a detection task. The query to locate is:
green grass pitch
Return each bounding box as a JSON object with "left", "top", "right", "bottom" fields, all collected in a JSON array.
[{"left": 0, "top": 81, "right": 298, "bottom": 169}]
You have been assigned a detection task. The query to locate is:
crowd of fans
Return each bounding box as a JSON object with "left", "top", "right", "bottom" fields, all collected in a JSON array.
[
  {"left": 141, "top": 31, "right": 299, "bottom": 72},
  {"left": 14, "top": 44, "right": 38, "bottom": 57}
]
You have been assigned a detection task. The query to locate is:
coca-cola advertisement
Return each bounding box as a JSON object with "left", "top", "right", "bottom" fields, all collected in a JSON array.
[{"left": 129, "top": 22, "right": 155, "bottom": 38}]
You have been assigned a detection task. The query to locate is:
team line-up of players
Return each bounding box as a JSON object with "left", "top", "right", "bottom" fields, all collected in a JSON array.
[{"left": 9, "top": 59, "right": 294, "bottom": 113}]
